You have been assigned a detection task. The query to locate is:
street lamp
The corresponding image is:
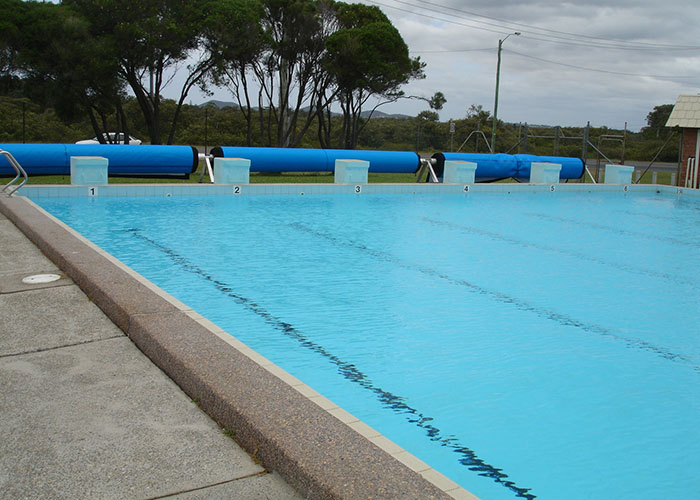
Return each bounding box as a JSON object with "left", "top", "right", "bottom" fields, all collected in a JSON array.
[{"left": 491, "top": 32, "right": 520, "bottom": 153}]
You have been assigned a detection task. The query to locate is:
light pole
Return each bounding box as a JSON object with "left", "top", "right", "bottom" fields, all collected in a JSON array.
[{"left": 491, "top": 32, "right": 520, "bottom": 153}]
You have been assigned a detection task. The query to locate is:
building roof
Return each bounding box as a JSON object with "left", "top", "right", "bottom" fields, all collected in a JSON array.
[{"left": 666, "top": 94, "right": 700, "bottom": 128}]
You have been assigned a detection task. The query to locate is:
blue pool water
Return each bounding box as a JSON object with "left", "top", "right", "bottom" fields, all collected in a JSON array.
[{"left": 34, "top": 191, "right": 700, "bottom": 500}]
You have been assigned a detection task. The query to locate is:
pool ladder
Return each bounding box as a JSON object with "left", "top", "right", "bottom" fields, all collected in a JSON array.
[{"left": 1, "top": 149, "right": 28, "bottom": 196}]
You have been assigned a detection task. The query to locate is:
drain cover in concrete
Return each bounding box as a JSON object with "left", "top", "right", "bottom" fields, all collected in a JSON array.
[{"left": 22, "top": 274, "right": 62, "bottom": 284}]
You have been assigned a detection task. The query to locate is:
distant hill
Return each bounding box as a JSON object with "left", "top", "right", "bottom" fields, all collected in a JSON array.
[
  {"left": 361, "top": 109, "right": 412, "bottom": 119},
  {"left": 200, "top": 100, "right": 411, "bottom": 119},
  {"left": 200, "top": 100, "right": 239, "bottom": 109}
]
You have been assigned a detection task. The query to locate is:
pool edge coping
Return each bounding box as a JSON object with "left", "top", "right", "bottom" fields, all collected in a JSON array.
[
  {"left": 0, "top": 192, "right": 478, "bottom": 500},
  {"left": 15, "top": 180, "right": 700, "bottom": 198}
]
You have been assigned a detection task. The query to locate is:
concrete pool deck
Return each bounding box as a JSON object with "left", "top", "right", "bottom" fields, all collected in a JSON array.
[
  {"left": 0, "top": 198, "right": 304, "bottom": 499},
  {"left": 0, "top": 192, "right": 466, "bottom": 500}
]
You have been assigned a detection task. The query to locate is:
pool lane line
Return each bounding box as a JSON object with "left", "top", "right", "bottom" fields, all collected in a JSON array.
[
  {"left": 421, "top": 216, "right": 698, "bottom": 291},
  {"left": 526, "top": 212, "right": 700, "bottom": 249},
  {"left": 613, "top": 208, "right": 698, "bottom": 222},
  {"left": 125, "top": 228, "right": 537, "bottom": 500},
  {"left": 289, "top": 222, "right": 700, "bottom": 375}
]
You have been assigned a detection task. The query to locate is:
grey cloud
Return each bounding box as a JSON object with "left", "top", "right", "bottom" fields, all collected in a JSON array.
[{"left": 355, "top": 0, "right": 699, "bottom": 128}]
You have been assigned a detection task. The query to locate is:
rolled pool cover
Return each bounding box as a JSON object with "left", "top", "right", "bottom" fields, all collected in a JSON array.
[
  {"left": 0, "top": 144, "right": 199, "bottom": 176},
  {"left": 210, "top": 147, "right": 421, "bottom": 173},
  {"left": 513, "top": 154, "right": 584, "bottom": 181},
  {"left": 431, "top": 152, "right": 584, "bottom": 182}
]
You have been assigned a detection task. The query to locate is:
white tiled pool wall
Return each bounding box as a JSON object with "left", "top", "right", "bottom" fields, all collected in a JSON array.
[{"left": 19, "top": 182, "right": 700, "bottom": 198}]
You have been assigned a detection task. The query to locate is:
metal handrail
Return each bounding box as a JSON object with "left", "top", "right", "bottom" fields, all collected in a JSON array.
[
  {"left": 1, "top": 150, "right": 28, "bottom": 196},
  {"left": 415, "top": 158, "right": 439, "bottom": 183},
  {"left": 585, "top": 166, "right": 597, "bottom": 184},
  {"left": 197, "top": 153, "right": 215, "bottom": 183}
]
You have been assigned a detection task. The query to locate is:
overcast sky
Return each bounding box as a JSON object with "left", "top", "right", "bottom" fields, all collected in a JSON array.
[{"left": 183, "top": 0, "right": 700, "bottom": 131}]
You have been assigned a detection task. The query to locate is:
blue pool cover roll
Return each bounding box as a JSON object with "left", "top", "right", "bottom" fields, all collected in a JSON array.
[
  {"left": 211, "top": 147, "right": 328, "bottom": 172},
  {"left": 211, "top": 147, "right": 421, "bottom": 173},
  {"left": 432, "top": 153, "right": 519, "bottom": 180},
  {"left": 0, "top": 144, "right": 68, "bottom": 175},
  {"left": 513, "top": 154, "right": 584, "bottom": 181},
  {"left": 324, "top": 149, "right": 421, "bottom": 173},
  {"left": 0, "top": 144, "right": 198, "bottom": 176},
  {"left": 431, "top": 152, "right": 584, "bottom": 181}
]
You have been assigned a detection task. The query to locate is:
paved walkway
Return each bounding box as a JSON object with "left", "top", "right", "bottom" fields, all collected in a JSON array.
[{"left": 0, "top": 208, "right": 303, "bottom": 499}]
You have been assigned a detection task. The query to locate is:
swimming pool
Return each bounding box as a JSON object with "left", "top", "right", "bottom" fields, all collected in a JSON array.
[{"left": 30, "top": 186, "right": 700, "bottom": 500}]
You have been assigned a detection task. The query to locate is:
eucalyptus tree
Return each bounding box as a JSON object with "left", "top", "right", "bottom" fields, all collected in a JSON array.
[
  {"left": 292, "top": 0, "right": 342, "bottom": 148},
  {"left": 0, "top": 0, "right": 23, "bottom": 95},
  {"left": 63, "top": 0, "right": 213, "bottom": 145},
  {"left": 323, "top": 3, "right": 425, "bottom": 148},
  {"left": 3, "top": 0, "right": 129, "bottom": 139},
  {"left": 254, "top": 0, "right": 326, "bottom": 147},
  {"left": 204, "top": 0, "right": 268, "bottom": 146},
  {"left": 208, "top": 0, "right": 338, "bottom": 147},
  {"left": 309, "top": 0, "right": 343, "bottom": 148},
  {"left": 206, "top": 0, "right": 423, "bottom": 149}
]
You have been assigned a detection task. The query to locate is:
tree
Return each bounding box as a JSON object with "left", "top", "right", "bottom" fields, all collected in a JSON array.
[
  {"left": 417, "top": 110, "right": 439, "bottom": 121},
  {"left": 428, "top": 91, "right": 446, "bottom": 113},
  {"left": 4, "top": 0, "right": 428, "bottom": 151},
  {"left": 205, "top": 0, "right": 268, "bottom": 146},
  {"left": 466, "top": 104, "right": 490, "bottom": 121},
  {"left": 252, "top": 0, "right": 326, "bottom": 147},
  {"left": 408, "top": 90, "right": 446, "bottom": 118},
  {"left": 415, "top": 110, "right": 443, "bottom": 151},
  {"left": 0, "top": 0, "right": 24, "bottom": 96},
  {"left": 324, "top": 3, "right": 425, "bottom": 148},
  {"left": 308, "top": 0, "right": 344, "bottom": 148},
  {"left": 64, "top": 0, "right": 211, "bottom": 145},
  {"left": 209, "top": 0, "right": 332, "bottom": 147},
  {"left": 8, "top": 0, "right": 127, "bottom": 140},
  {"left": 644, "top": 104, "right": 673, "bottom": 137},
  {"left": 414, "top": 91, "right": 446, "bottom": 151}
]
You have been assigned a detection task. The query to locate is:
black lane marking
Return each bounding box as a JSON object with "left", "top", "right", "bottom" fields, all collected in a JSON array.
[
  {"left": 526, "top": 212, "right": 700, "bottom": 249},
  {"left": 421, "top": 216, "right": 698, "bottom": 290},
  {"left": 289, "top": 222, "right": 700, "bottom": 374},
  {"left": 125, "top": 228, "right": 537, "bottom": 500},
  {"left": 613, "top": 209, "right": 685, "bottom": 222}
]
